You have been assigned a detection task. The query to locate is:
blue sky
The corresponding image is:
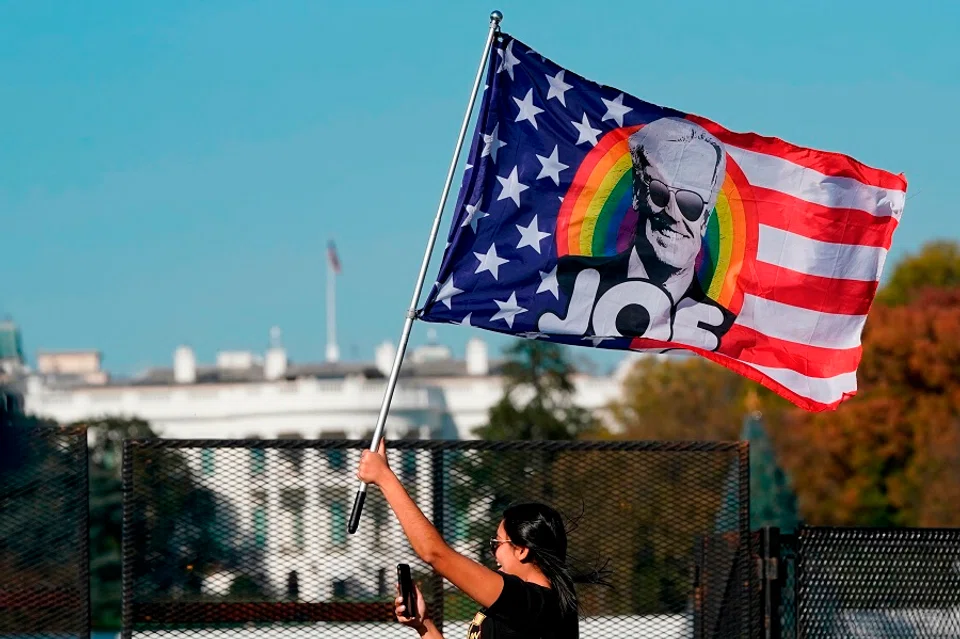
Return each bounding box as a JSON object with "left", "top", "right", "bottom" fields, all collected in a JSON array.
[{"left": 2, "top": 1, "right": 957, "bottom": 376}]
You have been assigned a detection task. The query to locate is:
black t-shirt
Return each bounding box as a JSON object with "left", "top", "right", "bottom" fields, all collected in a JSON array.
[{"left": 465, "top": 572, "right": 579, "bottom": 639}]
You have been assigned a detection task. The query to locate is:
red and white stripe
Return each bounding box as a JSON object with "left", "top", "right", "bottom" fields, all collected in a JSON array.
[{"left": 693, "top": 118, "right": 907, "bottom": 411}]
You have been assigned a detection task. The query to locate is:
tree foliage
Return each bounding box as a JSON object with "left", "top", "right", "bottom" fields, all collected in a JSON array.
[
  {"left": 608, "top": 354, "right": 789, "bottom": 442},
  {"left": 0, "top": 413, "right": 87, "bottom": 634},
  {"left": 742, "top": 413, "right": 800, "bottom": 532},
  {"left": 87, "top": 418, "right": 156, "bottom": 629},
  {"left": 458, "top": 344, "right": 757, "bottom": 617},
  {"left": 85, "top": 418, "right": 245, "bottom": 629},
  {"left": 606, "top": 240, "right": 960, "bottom": 528},
  {"left": 445, "top": 340, "right": 605, "bottom": 617},
  {"left": 475, "top": 339, "right": 599, "bottom": 441},
  {"left": 776, "top": 287, "right": 960, "bottom": 527},
  {"left": 874, "top": 240, "right": 960, "bottom": 307},
  {"left": 459, "top": 340, "right": 599, "bottom": 537}
]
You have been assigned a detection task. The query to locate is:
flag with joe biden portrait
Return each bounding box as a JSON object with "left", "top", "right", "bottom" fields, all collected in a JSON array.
[{"left": 419, "top": 32, "right": 907, "bottom": 412}]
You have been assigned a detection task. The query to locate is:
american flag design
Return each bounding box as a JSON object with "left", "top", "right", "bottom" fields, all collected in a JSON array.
[{"left": 419, "top": 32, "right": 907, "bottom": 411}]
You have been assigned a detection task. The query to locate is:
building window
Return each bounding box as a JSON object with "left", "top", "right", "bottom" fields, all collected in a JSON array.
[
  {"left": 327, "top": 449, "right": 346, "bottom": 471},
  {"left": 332, "top": 579, "right": 347, "bottom": 599},
  {"left": 401, "top": 450, "right": 417, "bottom": 483},
  {"left": 253, "top": 491, "right": 267, "bottom": 549},
  {"left": 377, "top": 568, "right": 387, "bottom": 597},
  {"left": 294, "top": 509, "right": 305, "bottom": 551},
  {"left": 330, "top": 501, "right": 346, "bottom": 546},
  {"left": 253, "top": 507, "right": 267, "bottom": 549},
  {"left": 325, "top": 431, "right": 347, "bottom": 470},
  {"left": 278, "top": 433, "right": 304, "bottom": 473},
  {"left": 250, "top": 448, "right": 266, "bottom": 475},
  {"left": 286, "top": 571, "right": 299, "bottom": 600},
  {"left": 201, "top": 449, "right": 216, "bottom": 475},
  {"left": 284, "top": 449, "right": 304, "bottom": 473},
  {"left": 281, "top": 489, "right": 306, "bottom": 553}
]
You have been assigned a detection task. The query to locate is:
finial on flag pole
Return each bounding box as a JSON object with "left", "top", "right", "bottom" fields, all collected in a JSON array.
[{"left": 347, "top": 11, "right": 504, "bottom": 534}]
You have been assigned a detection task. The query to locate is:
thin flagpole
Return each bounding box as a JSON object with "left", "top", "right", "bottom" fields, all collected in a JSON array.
[
  {"left": 326, "top": 247, "right": 338, "bottom": 362},
  {"left": 348, "top": 10, "right": 503, "bottom": 534}
]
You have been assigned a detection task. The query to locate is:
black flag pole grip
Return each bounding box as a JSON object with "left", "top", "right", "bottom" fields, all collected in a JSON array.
[
  {"left": 348, "top": 487, "right": 366, "bottom": 534},
  {"left": 348, "top": 10, "right": 502, "bottom": 535}
]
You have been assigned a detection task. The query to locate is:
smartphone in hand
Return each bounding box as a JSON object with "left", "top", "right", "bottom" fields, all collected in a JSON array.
[{"left": 397, "top": 563, "right": 417, "bottom": 618}]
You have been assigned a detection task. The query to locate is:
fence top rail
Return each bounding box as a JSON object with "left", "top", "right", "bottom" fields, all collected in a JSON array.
[
  {"left": 123, "top": 438, "right": 744, "bottom": 453},
  {"left": 14, "top": 424, "right": 87, "bottom": 437},
  {"left": 799, "top": 526, "right": 960, "bottom": 537}
]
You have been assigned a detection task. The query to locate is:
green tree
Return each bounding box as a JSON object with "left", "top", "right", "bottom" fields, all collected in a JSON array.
[
  {"left": 86, "top": 418, "right": 159, "bottom": 629},
  {"left": 875, "top": 240, "right": 960, "bottom": 306},
  {"left": 446, "top": 340, "right": 602, "bottom": 619},
  {"left": 742, "top": 411, "right": 800, "bottom": 532},
  {"left": 475, "top": 339, "right": 599, "bottom": 441},
  {"left": 472, "top": 339, "right": 602, "bottom": 515},
  {"left": 603, "top": 356, "right": 798, "bottom": 615},
  {"left": 85, "top": 417, "right": 244, "bottom": 629},
  {"left": 0, "top": 413, "right": 86, "bottom": 635}
]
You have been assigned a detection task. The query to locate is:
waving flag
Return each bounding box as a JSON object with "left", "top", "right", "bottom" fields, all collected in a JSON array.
[
  {"left": 328, "top": 240, "right": 342, "bottom": 274},
  {"left": 419, "top": 33, "right": 907, "bottom": 411}
]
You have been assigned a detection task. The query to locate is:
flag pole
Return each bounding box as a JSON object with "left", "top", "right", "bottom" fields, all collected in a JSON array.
[
  {"left": 326, "top": 243, "right": 339, "bottom": 362},
  {"left": 348, "top": 9, "right": 503, "bottom": 534}
]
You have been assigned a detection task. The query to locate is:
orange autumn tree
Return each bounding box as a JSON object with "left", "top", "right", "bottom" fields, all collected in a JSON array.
[
  {"left": 608, "top": 240, "right": 960, "bottom": 527},
  {"left": 775, "top": 240, "right": 960, "bottom": 526},
  {"left": 608, "top": 355, "right": 788, "bottom": 442},
  {"left": 777, "top": 285, "right": 960, "bottom": 526}
]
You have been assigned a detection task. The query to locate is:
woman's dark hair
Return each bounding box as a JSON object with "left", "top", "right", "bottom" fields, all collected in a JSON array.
[{"left": 501, "top": 501, "right": 612, "bottom": 617}]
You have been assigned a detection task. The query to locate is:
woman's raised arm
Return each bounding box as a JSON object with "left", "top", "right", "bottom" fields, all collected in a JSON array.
[{"left": 357, "top": 442, "right": 505, "bottom": 608}]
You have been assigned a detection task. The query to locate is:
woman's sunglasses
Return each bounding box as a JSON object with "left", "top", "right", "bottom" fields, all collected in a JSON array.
[
  {"left": 643, "top": 176, "right": 708, "bottom": 223},
  {"left": 489, "top": 538, "right": 513, "bottom": 556}
]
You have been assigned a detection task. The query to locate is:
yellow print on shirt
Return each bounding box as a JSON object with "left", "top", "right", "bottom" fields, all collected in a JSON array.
[{"left": 466, "top": 610, "right": 486, "bottom": 639}]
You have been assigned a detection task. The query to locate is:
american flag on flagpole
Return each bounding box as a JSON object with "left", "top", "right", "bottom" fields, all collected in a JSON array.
[
  {"left": 327, "top": 240, "right": 342, "bottom": 275},
  {"left": 418, "top": 33, "right": 907, "bottom": 412}
]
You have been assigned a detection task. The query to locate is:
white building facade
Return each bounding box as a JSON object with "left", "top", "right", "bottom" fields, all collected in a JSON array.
[
  {"left": 25, "top": 336, "right": 630, "bottom": 441},
  {"left": 24, "top": 334, "right": 635, "bottom": 602}
]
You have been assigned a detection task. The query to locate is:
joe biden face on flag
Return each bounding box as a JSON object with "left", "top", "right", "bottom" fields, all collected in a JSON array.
[
  {"left": 628, "top": 118, "right": 726, "bottom": 291},
  {"left": 538, "top": 117, "right": 734, "bottom": 348}
]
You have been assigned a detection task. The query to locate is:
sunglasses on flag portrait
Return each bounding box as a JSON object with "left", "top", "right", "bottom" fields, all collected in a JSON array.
[{"left": 637, "top": 171, "right": 708, "bottom": 222}]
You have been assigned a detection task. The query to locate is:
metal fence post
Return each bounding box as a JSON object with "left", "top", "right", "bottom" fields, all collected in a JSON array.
[
  {"left": 120, "top": 439, "right": 133, "bottom": 639},
  {"left": 739, "top": 441, "right": 753, "bottom": 639},
  {"left": 431, "top": 448, "right": 445, "bottom": 631},
  {"left": 780, "top": 532, "right": 797, "bottom": 639},
  {"left": 760, "top": 527, "right": 782, "bottom": 639},
  {"left": 81, "top": 426, "right": 92, "bottom": 639},
  {"left": 794, "top": 527, "right": 804, "bottom": 639}
]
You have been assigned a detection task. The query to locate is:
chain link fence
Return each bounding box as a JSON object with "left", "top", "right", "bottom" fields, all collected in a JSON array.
[
  {"left": 0, "top": 424, "right": 90, "bottom": 639},
  {"left": 783, "top": 527, "right": 960, "bottom": 638},
  {"left": 779, "top": 534, "right": 797, "bottom": 639},
  {"left": 4, "top": 427, "right": 960, "bottom": 639},
  {"left": 121, "top": 439, "right": 752, "bottom": 639}
]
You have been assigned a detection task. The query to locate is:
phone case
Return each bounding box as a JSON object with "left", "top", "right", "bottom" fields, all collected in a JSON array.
[{"left": 397, "top": 563, "right": 417, "bottom": 617}]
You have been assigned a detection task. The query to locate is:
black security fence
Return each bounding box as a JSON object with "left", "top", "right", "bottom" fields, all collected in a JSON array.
[
  {"left": 5, "top": 429, "right": 957, "bottom": 639},
  {"left": 759, "top": 527, "right": 960, "bottom": 639},
  {"left": 0, "top": 424, "right": 90, "bottom": 639},
  {"left": 121, "top": 439, "right": 752, "bottom": 639}
]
